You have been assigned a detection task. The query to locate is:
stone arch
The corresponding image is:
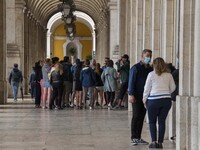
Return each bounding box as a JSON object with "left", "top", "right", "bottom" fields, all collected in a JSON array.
[{"left": 46, "top": 11, "right": 95, "bottom": 59}]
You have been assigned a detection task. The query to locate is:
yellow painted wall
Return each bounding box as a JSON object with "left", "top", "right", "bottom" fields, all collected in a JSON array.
[
  {"left": 53, "top": 22, "right": 92, "bottom": 60},
  {"left": 54, "top": 40, "right": 65, "bottom": 60},
  {"left": 80, "top": 40, "right": 92, "bottom": 59}
]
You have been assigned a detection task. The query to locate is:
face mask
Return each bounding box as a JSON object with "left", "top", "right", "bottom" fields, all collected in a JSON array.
[{"left": 144, "top": 57, "right": 151, "bottom": 64}]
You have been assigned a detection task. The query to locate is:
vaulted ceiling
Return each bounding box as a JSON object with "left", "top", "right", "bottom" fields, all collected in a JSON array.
[{"left": 26, "top": 0, "right": 108, "bottom": 26}]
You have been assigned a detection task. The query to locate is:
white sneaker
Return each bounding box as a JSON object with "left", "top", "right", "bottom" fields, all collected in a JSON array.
[{"left": 89, "top": 106, "right": 93, "bottom": 110}]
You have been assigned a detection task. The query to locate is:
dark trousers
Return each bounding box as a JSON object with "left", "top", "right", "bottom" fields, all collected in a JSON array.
[
  {"left": 147, "top": 98, "right": 172, "bottom": 143},
  {"left": 106, "top": 91, "right": 115, "bottom": 104},
  {"left": 50, "top": 86, "right": 63, "bottom": 108},
  {"left": 31, "top": 83, "right": 36, "bottom": 98},
  {"left": 35, "top": 82, "right": 41, "bottom": 105},
  {"left": 131, "top": 94, "right": 146, "bottom": 139},
  {"left": 117, "top": 82, "right": 128, "bottom": 100}
]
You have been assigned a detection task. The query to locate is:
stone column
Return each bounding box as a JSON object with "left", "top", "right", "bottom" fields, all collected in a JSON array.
[
  {"left": 151, "top": 0, "right": 161, "bottom": 58},
  {"left": 6, "top": 0, "right": 18, "bottom": 98},
  {"left": 124, "top": 0, "right": 131, "bottom": 57},
  {"left": 161, "top": 0, "right": 175, "bottom": 63},
  {"left": 176, "top": 0, "right": 195, "bottom": 149},
  {"left": 108, "top": 0, "right": 119, "bottom": 63},
  {"left": 0, "top": 0, "right": 7, "bottom": 104},
  {"left": 119, "top": 0, "right": 126, "bottom": 55},
  {"left": 190, "top": 0, "right": 200, "bottom": 149},
  {"left": 143, "top": 0, "right": 152, "bottom": 49},
  {"left": 23, "top": 7, "right": 29, "bottom": 95},
  {"left": 15, "top": 0, "right": 25, "bottom": 73}
]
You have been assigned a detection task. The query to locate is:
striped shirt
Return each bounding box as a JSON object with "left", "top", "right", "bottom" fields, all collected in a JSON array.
[{"left": 143, "top": 71, "right": 176, "bottom": 103}]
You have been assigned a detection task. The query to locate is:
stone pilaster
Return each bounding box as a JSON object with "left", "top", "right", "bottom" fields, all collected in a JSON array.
[
  {"left": 0, "top": 0, "right": 7, "bottom": 104},
  {"left": 190, "top": 0, "right": 200, "bottom": 149},
  {"left": 124, "top": 0, "right": 131, "bottom": 57},
  {"left": 119, "top": 0, "right": 126, "bottom": 55},
  {"left": 176, "top": 0, "right": 195, "bottom": 149},
  {"left": 108, "top": 0, "right": 119, "bottom": 63},
  {"left": 23, "top": 7, "right": 29, "bottom": 95},
  {"left": 151, "top": 0, "right": 161, "bottom": 58},
  {"left": 15, "top": 0, "right": 25, "bottom": 72},
  {"left": 161, "top": 0, "right": 175, "bottom": 63},
  {"left": 143, "top": 0, "right": 152, "bottom": 49}
]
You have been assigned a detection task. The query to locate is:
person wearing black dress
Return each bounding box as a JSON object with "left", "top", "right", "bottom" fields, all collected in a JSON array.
[{"left": 75, "top": 61, "right": 83, "bottom": 109}]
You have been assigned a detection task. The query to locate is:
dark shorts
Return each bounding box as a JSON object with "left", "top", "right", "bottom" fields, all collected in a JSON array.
[{"left": 118, "top": 82, "right": 128, "bottom": 100}]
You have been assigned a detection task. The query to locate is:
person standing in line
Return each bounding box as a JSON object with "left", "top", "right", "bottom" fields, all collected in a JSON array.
[
  {"left": 34, "top": 61, "right": 43, "bottom": 108},
  {"left": 102, "top": 57, "right": 110, "bottom": 106},
  {"left": 80, "top": 59, "right": 96, "bottom": 110},
  {"left": 74, "top": 61, "right": 83, "bottom": 109},
  {"left": 62, "top": 56, "right": 73, "bottom": 108},
  {"left": 128, "top": 49, "right": 153, "bottom": 146},
  {"left": 94, "top": 63, "right": 104, "bottom": 108},
  {"left": 42, "top": 58, "right": 52, "bottom": 109},
  {"left": 91, "top": 59, "right": 96, "bottom": 70},
  {"left": 143, "top": 57, "right": 176, "bottom": 149},
  {"left": 114, "top": 54, "right": 130, "bottom": 109},
  {"left": 29, "top": 67, "right": 36, "bottom": 100},
  {"left": 71, "top": 59, "right": 81, "bottom": 108},
  {"left": 101, "top": 60, "right": 118, "bottom": 110},
  {"left": 9, "top": 63, "right": 23, "bottom": 103},
  {"left": 49, "top": 63, "right": 63, "bottom": 110}
]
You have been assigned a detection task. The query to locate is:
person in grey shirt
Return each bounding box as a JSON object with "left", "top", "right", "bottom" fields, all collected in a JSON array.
[{"left": 101, "top": 60, "right": 118, "bottom": 109}]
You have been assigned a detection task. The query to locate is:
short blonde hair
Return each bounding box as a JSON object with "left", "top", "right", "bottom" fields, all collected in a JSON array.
[{"left": 153, "top": 57, "right": 169, "bottom": 76}]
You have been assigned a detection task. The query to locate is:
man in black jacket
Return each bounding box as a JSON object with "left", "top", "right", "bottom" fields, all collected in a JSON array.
[
  {"left": 62, "top": 56, "right": 73, "bottom": 108},
  {"left": 128, "top": 49, "right": 153, "bottom": 146}
]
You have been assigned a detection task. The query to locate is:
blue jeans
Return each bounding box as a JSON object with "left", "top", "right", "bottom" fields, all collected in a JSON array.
[
  {"left": 147, "top": 98, "right": 172, "bottom": 143},
  {"left": 11, "top": 82, "right": 20, "bottom": 100},
  {"left": 83, "top": 87, "right": 94, "bottom": 108}
]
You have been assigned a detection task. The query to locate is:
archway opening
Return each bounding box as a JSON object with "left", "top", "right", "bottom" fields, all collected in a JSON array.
[{"left": 46, "top": 11, "right": 96, "bottom": 61}]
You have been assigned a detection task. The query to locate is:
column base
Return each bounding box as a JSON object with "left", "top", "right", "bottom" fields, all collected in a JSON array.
[{"left": 0, "top": 81, "right": 7, "bottom": 104}]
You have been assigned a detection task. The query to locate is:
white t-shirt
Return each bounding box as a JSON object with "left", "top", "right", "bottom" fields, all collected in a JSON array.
[{"left": 143, "top": 71, "right": 176, "bottom": 103}]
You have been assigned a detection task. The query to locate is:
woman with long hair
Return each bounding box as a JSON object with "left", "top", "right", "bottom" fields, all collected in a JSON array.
[
  {"left": 49, "top": 63, "right": 63, "bottom": 110},
  {"left": 143, "top": 57, "right": 176, "bottom": 149},
  {"left": 94, "top": 63, "right": 104, "bottom": 108}
]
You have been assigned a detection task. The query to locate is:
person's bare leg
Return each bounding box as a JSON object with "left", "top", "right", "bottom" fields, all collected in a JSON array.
[
  {"left": 47, "top": 88, "right": 51, "bottom": 108},
  {"left": 75, "top": 91, "right": 79, "bottom": 109},
  {"left": 79, "top": 91, "right": 83, "bottom": 108},
  {"left": 99, "top": 90, "right": 104, "bottom": 108},
  {"left": 94, "top": 88, "right": 98, "bottom": 106},
  {"left": 43, "top": 88, "right": 47, "bottom": 108}
]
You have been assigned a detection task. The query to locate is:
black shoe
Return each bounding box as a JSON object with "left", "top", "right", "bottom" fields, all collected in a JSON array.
[
  {"left": 131, "top": 138, "right": 138, "bottom": 146},
  {"left": 157, "top": 143, "right": 163, "bottom": 149},
  {"left": 149, "top": 142, "right": 158, "bottom": 148},
  {"left": 137, "top": 138, "right": 149, "bottom": 145},
  {"left": 96, "top": 102, "right": 100, "bottom": 106}
]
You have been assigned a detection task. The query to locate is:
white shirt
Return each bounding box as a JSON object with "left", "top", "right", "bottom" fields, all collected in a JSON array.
[{"left": 143, "top": 71, "right": 176, "bottom": 103}]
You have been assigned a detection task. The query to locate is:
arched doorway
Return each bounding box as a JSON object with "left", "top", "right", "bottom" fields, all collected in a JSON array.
[{"left": 46, "top": 11, "right": 96, "bottom": 59}]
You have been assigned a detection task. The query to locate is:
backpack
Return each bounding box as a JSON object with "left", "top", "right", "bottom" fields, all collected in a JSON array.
[
  {"left": 12, "top": 70, "right": 21, "bottom": 82},
  {"left": 62, "top": 63, "right": 73, "bottom": 82}
]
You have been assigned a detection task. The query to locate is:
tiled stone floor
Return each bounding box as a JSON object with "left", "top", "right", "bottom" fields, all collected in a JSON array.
[{"left": 0, "top": 98, "right": 176, "bottom": 150}]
